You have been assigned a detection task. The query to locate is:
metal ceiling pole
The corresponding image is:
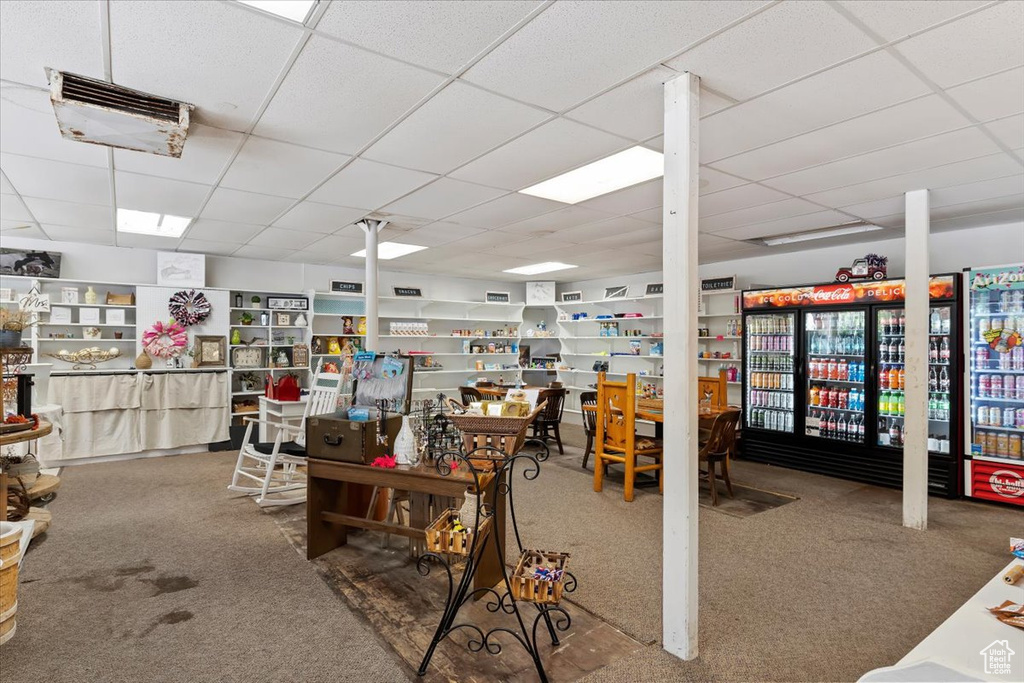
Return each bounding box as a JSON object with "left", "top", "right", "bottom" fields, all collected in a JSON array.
[
  {"left": 903, "top": 190, "right": 930, "bottom": 530},
  {"left": 662, "top": 72, "right": 700, "bottom": 660},
  {"left": 359, "top": 219, "right": 387, "bottom": 352}
]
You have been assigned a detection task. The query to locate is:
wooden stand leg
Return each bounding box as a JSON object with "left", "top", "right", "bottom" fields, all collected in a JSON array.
[
  {"left": 0, "top": 472, "right": 7, "bottom": 522},
  {"left": 624, "top": 450, "right": 636, "bottom": 503},
  {"left": 307, "top": 476, "right": 348, "bottom": 560},
  {"left": 593, "top": 451, "right": 604, "bottom": 492}
]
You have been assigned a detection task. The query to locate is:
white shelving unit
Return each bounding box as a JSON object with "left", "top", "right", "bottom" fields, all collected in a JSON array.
[{"left": 698, "top": 288, "right": 744, "bottom": 405}]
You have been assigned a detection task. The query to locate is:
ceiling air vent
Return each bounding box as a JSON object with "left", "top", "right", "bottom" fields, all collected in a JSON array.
[{"left": 46, "top": 68, "right": 193, "bottom": 158}]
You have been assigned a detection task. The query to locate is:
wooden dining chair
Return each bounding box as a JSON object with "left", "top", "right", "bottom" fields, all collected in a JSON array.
[
  {"left": 699, "top": 409, "right": 741, "bottom": 506},
  {"left": 459, "top": 386, "right": 483, "bottom": 404},
  {"left": 697, "top": 369, "right": 728, "bottom": 410},
  {"left": 530, "top": 387, "right": 566, "bottom": 454},
  {"left": 579, "top": 390, "right": 597, "bottom": 469},
  {"left": 594, "top": 372, "right": 663, "bottom": 502}
]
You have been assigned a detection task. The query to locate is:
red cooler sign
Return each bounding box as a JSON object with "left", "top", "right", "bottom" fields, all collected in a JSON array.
[
  {"left": 743, "top": 276, "right": 955, "bottom": 310},
  {"left": 969, "top": 460, "right": 1024, "bottom": 506}
]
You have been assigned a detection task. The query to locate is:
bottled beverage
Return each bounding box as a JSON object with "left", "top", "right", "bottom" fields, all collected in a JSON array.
[
  {"left": 939, "top": 366, "right": 950, "bottom": 393},
  {"left": 889, "top": 421, "right": 902, "bottom": 447},
  {"left": 828, "top": 359, "right": 838, "bottom": 380},
  {"left": 928, "top": 339, "right": 938, "bottom": 363},
  {"left": 810, "top": 385, "right": 820, "bottom": 406},
  {"left": 879, "top": 339, "right": 889, "bottom": 363},
  {"left": 879, "top": 391, "right": 889, "bottom": 415},
  {"left": 889, "top": 366, "right": 899, "bottom": 391},
  {"left": 880, "top": 364, "right": 890, "bottom": 389},
  {"left": 897, "top": 339, "right": 905, "bottom": 363},
  {"left": 898, "top": 311, "right": 905, "bottom": 335},
  {"left": 838, "top": 388, "right": 848, "bottom": 410},
  {"left": 941, "top": 308, "right": 950, "bottom": 334},
  {"left": 930, "top": 308, "right": 941, "bottom": 334},
  {"left": 897, "top": 367, "right": 905, "bottom": 390},
  {"left": 928, "top": 367, "right": 938, "bottom": 392},
  {"left": 888, "top": 339, "right": 899, "bottom": 362},
  {"left": 839, "top": 359, "right": 848, "bottom": 380},
  {"left": 928, "top": 395, "right": 937, "bottom": 420},
  {"left": 837, "top": 414, "right": 847, "bottom": 441},
  {"left": 896, "top": 393, "right": 905, "bottom": 416},
  {"left": 940, "top": 395, "right": 950, "bottom": 421},
  {"left": 939, "top": 336, "right": 950, "bottom": 362},
  {"left": 785, "top": 413, "right": 793, "bottom": 432}
]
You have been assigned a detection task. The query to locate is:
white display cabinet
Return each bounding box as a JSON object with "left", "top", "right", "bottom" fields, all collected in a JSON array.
[{"left": 698, "top": 289, "right": 744, "bottom": 405}]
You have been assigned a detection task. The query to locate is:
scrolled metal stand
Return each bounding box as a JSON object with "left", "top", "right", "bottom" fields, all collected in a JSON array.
[{"left": 416, "top": 437, "right": 576, "bottom": 683}]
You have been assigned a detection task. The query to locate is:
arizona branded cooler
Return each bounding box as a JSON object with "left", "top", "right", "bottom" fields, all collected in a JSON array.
[{"left": 963, "top": 263, "right": 1024, "bottom": 507}]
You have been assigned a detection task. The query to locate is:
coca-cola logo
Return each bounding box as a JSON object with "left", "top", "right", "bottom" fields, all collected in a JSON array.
[{"left": 989, "top": 470, "right": 1024, "bottom": 498}]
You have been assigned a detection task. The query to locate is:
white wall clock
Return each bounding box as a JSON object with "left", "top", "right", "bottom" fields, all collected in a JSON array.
[{"left": 526, "top": 281, "right": 555, "bottom": 306}]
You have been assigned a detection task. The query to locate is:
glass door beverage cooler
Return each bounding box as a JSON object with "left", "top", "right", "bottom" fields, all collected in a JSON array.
[
  {"left": 963, "top": 264, "right": 1024, "bottom": 507},
  {"left": 741, "top": 275, "right": 961, "bottom": 497}
]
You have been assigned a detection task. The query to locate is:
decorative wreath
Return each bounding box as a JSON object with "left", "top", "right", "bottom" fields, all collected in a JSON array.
[
  {"left": 142, "top": 320, "right": 188, "bottom": 359},
  {"left": 168, "top": 289, "right": 211, "bottom": 327}
]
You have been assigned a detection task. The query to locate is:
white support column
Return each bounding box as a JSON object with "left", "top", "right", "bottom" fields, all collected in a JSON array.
[
  {"left": 903, "top": 189, "right": 930, "bottom": 530},
  {"left": 662, "top": 72, "right": 700, "bottom": 660},
  {"left": 359, "top": 219, "right": 388, "bottom": 352}
]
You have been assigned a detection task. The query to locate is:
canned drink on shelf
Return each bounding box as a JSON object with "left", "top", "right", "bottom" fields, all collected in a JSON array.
[
  {"left": 1016, "top": 408, "right": 1024, "bottom": 427},
  {"left": 990, "top": 407, "right": 1002, "bottom": 426},
  {"left": 1004, "top": 375, "right": 1015, "bottom": 399},
  {"left": 996, "top": 433, "right": 1010, "bottom": 456},
  {"left": 991, "top": 375, "right": 1003, "bottom": 398},
  {"left": 975, "top": 348, "right": 988, "bottom": 368},
  {"left": 1009, "top": 434, "right": 1022, "bottom": 459},
  {"left": 1016, "top": 376, "right": 1024, "bottom": 399},
  {"left": 978, "top": 406, "right": 990, "bottom": 425},
  {"left": 979, "top": 374, "right": 991, "bottom": 396},
  {"left": 986, "top": 431, "right": 999, "bottom": 454}
]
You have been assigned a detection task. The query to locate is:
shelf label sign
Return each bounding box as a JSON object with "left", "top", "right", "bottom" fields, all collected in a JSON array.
[
  {"left": 645, "top": 283, "right": 664, "bottom": 296},
  {"left": 742, "top": 276, "right": 955, "bottom": 310},
  {"left": 18, "top": 285, "right": 50, "bottom": 313},
  {"left": 561, "top": 291, "right": 583, "bottom": 302},
  {"left": 485, "top": 291, "right": 510, "bottom": 303},
  {"left": 330, "top": 280, "right": 363, "bottom": 294},
  {"left": 969, "top": 265, "right": 1024, "bottom": 291},
  {"left": 393, "top": 287, "right": 422, "bottom": 297},
  {"left": 701, "top": 276, "right": 736, "bottom": 292}
]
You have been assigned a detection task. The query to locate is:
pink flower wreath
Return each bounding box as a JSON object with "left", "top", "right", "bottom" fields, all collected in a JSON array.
[{"left": 142, "top": 320, "right": 188, "bottom": 359}]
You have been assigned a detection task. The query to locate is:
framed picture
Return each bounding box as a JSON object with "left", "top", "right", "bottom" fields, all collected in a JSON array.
[
  {"left": 50, "top": 306, "right": 72, "bottom": 324},
  {"left": 195, "top": 335, "right": 226, "bottom": 367},
  {"left": 561, "top": 291, "right": 583, "bottom": 302},
  {"left": 604, "top": 285, "right": 629, "bottom": 300},
  {"left": 275, "top": 312, "right": 292, "bottom": 326},
  {"left": 61, "top": 287, "right": 79, "bottom": 304},
  {"left": 18, "top": 287, "right": 50, "bottom": 313},
  {"left": 267, "top": 296, "right": 308, "bottom": 311},
  {"left": 232, "top": 346, "right": 264, "bottom": 369},
  {"left": 0, "top": 248, "right": 62, "bottom": 278},
  {"left": 157, "top": 251, "right": 206, "bottom": 287},
  {"left": 106, "top": 309, "right": 126, "bottom": 325},
  {"left": 80, "top": 308, "right": 100, "bottom": 325},
  {"left": 0, "top": 288, "right": 11, "bottom": 302}
]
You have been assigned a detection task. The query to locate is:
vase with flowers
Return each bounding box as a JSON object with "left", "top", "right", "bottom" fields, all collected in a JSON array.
[{"left": 0, "top": 309, "right": 35, "bottom": 348}]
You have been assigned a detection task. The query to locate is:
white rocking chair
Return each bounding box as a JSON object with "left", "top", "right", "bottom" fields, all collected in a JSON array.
[{"left": 227, "top": 360, "right": 342, "bottom": 507}]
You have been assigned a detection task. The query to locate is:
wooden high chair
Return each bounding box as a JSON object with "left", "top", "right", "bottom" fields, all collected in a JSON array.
[
  {"left": 697, "top": 369, "right": 728, "bottom": 410},
  {"left": 593, "top": 372, "right": 663, "bottom": 502}
]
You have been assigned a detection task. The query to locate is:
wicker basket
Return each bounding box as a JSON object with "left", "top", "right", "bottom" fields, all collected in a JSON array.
[
  {"left": 105, "top": 292, "right": 135, "bottom": 305},
  {"left": 1, "top": 522, "right": 22, "bottom": 645},
  {"left": 424, "top": 508, "right": 493, "bottom": 557},
  {"left": 510, "top": 549, "right": 570, "bottom": 605},
  {"left": 445, "top": 399, "right": 546, "bottom": 463}
]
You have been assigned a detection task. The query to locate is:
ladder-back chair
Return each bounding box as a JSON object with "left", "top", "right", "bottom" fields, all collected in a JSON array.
[{"left": 593, "top": 372, "right": 663, "bottom": 502}]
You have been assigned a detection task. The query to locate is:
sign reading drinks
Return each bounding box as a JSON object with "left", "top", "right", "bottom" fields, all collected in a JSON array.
[
  {"left": 742, "top": 275, "right": 956, "bottom": 310},
  {"left": 701, "top": 276, "right": 736, "bottom": 292}
]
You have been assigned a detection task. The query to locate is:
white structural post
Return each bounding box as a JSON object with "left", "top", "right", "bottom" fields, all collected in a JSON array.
[
  {"left": 359, "top": 219, "right": 387, "bottom": 352},
  {"left": 662, "top": 72, "right": 700, "bottom": 660},
  {"left": 903, "top": 190, "right": 930, "bottom": 530}
]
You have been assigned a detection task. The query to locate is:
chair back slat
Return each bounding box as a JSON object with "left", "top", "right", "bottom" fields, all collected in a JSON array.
[
  {"left": 301, "top": 359, "right": 342, "bottom": 429},
  {"left": 459, "top": 386, "right": 483, "bottom": 404},
  {"left": 701, "top": 409, "right": 741, "bottom": 457},
  {"left": 579, "top": 391, "right": 597, "bottom": 432},
  {"left": 537, "top": 388, "right": 566, "bottom": 421},
  {"left": 697, "top": 370, "right": 728, "bottom": 410},
  {"left": 597, "top": 372, "right": 636, "bottom": 451}
]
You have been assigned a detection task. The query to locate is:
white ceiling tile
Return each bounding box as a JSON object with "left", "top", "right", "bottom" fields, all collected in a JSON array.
[
  {"left": 233, "top": 244, "right": 297, "bottom": 261},
  {"left": 893, "top": 1, "right": 1024, "bottom": 88},
  {"left": 317, "top": 1, "right": 542, "bottom": 73},
  {"left": 547, "top": 215, "right": 657, "bottom": 243},
  {"left": 590, "top": 225, "right": 663, "bottom": 250},
  {"left": 437, "top": 229, "right": 530, "bottom": 251},
  {"left": 21, "top": 197, "right": 112, "bottom": 230},
  {"left": 578, "top": 178, "right": 662, "bottom": 215},
  {"left": 930, "top": 194, "right": 1024, "bottom": 221},
  {"left": 494, "top": 205, "right": 615, "bottom": 236},
  {"left": 930, "top": 207, "right": 1024, "bottom": 231},
  {"left": 247, "top": 226, "right": 322, "bottom": 250},
  {"left": 762, "top": 127, "right": 1005, "bottom": 196},
  {"left": 710, "top": 209, "right": 854, "bottom": 240},
  {"left": 1, "top": 174, "right": 14, "bottom": 195},
  {"left": 699, "top": 167, "right": 750, "bottom": 196},
  {"left": 984, "top": 114, "right": 1024, "bottom": 150},
  {"left": 113, "top": 123, "right": 244, "bottom": 185},
  {"left": 699, "top": 183, "right": 790, "bottom": 217},
  {"left": 565, "top": 67, "right": 676, "bottom": 142},
  {"left": 254, "top": 36, "right": 445, "bottom": 154},
  {"left": 1, "top": 154, "right": 110, "bottom": 205},
  {"left": 0, "top": 0, "right": 104, "bottom": 86},
  {"left": 698, "top": 197, "right": 824, "bottom": 233},
  {"left": 700, "top": 50, "right": 932, "bottom": 161},
  {"left": 931, "top": 174, "right": 1024, "bottom": 208},
  {"left": 699, "top": 88, "right": 737, "bottom": 118},
  {"left": 492, "top": 238, "right": 578, "bottom": 259},
  {"left": 200, "top": 187, "right": 293, "bottom": 224},
  {"left": 0, "top": 194, "right": 32, "bottom": 223},
  {"left": 109, "top": 0, "right": 304, "bottom": 131},
  {"left": 836, "top": 0, "right": 987, "bottom": 42},
  {"left": 183, "top": 219, "right": 263, "bottom": 244},
  {"left": 272, "top": 201, "right": 367, "bottom": 234},
  {"left": 401, "top": 222, "right": 486, "bottom": 246},
  {"left": 667, "top": 1, "right": 876, "bottom": 100},
  {"left": 40, "top": 224, "right": 114, "bottom": 245},
  {"left": 947, "top": 67, "right": 1024, "bottom": 122},
  {"left": 0, "top": 85, "right": 109, "bottom": 167},
  {"left": 628, "top": 207, "right": 663, "bottom": 224},
  {"left": 382, "top": 177, "right": 506, "bottom": 220},
  {"left": 462, "top": 0, "right": 763, "bottom": 111},
  {"left": 642, "top": 136, "right": 664, "bottom": 153},
  {"left": 115, "top": 232, "right": 180, "bottom": 250},
  {"left": 449, "top": 118, "right": 629, "bottom": 190},
  {"left": 178, "top": 239, "right": 240, "bottom": 257},
  {"left": 220, "top": 137, "right": 349, "bottom": 199},
  {"left": 444, "top": 193, "right": 564, "bottom": 230},
  {"left": 300, "top": 234, "right": 367, "bottom": 258},
  {"left": 712, "top": 95, "right": 972, "bottom": 180},
  {"left": 0, "top": 223, "right": 46, "bottom": 239},
  {"left": 114, "top": 172, "right": 210, "bottom": 216},
  {"left": 839, "top": 196, "right": 905, "bottom": 220},
  {"left": 308, "top": 158, "right": 435, "bottom": 209},
  {"left": 364, "top": 82, "right": 550, "bottom": 174}
]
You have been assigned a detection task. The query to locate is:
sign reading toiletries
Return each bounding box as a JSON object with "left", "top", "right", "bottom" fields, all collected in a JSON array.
[{"left": 700, "top": 276, "right": 737, "bottom": 292}]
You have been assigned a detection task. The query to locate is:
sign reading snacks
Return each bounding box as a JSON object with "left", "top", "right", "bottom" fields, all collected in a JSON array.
[
  {"left": 701, "top": 276, "right": 736, "bottom": 292},
  {"left": 393, "top": 287, "right": 422, "bottom": 297},
  {"left": 330, "top": 280, "right": 363, "bottom": 294},
  {"left": 561, "top": 291, "right": 583, "bottom": 302},
  {"left": 267, "top": 296, "right": 308, "bottom": 311},
  {"left": 604, "top": 286, "right": 629, "bottom": 299},
  {"left": 485, "top": 291, "right": 511, "bottom": 303},
  {"left": 645, "top": 283, "right": 664, "bottom": 296}
]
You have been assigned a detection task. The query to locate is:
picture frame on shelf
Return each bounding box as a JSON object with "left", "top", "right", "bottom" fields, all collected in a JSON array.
[
  {"left": 50, "top": 306, "right": 72, "bottom": 324},
  {"left": 267, "top": 296, "right": 308, "bottom": 311},
  {"left": 157, "top": 251, "right": 206, "bottom": 287},
  {"left": 80, "top": 307, "right": 100, "bottom": 325},
  {"left": 0, "top": 288, "right": 12, "bottom": 302},
  {"left": 195, "top": 335, "right": 227, "bottom": 367},
  {"left": 525, "top": 281, "right": 554, "bottom": 305},
  {"left": 61, "top": 287, "right": 79, "bottom": 304},
  {"left": 18, "top": 286, "right": 50, "bottom": 313},
  {"left": 0, "top": 248, "right": 62, "bottom": 278},
  {"left": 275, "top": 312, "right": 292, "bottom": 326},
  {"left": 232, "top": 346, "right": 264, "bottom": 369},
  {"left": 106, "top": 309, "right": 126, "bottom": 325}
]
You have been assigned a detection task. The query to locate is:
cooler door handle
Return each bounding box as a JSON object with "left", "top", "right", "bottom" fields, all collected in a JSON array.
[{"left": 323, "top": 434, "right": 343, "bottom": 447}]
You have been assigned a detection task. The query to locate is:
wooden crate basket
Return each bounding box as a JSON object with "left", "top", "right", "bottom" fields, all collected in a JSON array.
[
  {"left": 510, "top": 549, "right": 571, "bottom": 605},
  {"left": 424, "top": 508, "right": 492, "bottom": 557},
  {"left": 446, "top": 399, "right": 546, "bottom": 462},
  {"left": 637, "top": 397, "right": 662, "bottom": 411},
  {"left": 105, "top": 292, "right": 135, "bottom": 305}
]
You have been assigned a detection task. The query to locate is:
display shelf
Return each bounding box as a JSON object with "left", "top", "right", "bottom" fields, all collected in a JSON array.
[
  {"left": 974, "top": 424, "right": 1024, "bottom": 433},
  {"left": 698, "top": 335, "right": 741, "bottom": 340},
  {"left": 38, "top": 322, "right": 134, "bottom": 327},
  {"left": 37, "top": 337, "right": 137, "bottom": 342},
  {"left": 972, "top": 453, "right": 1024, "bottom": 465},
  {"left": 972, "top": 396, "right": 1024, "bottom": 403}
]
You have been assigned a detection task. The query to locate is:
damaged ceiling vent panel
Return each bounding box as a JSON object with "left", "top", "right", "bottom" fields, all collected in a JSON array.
[{"left": 46, "top": 68, "right": 193, "bottom": 158}]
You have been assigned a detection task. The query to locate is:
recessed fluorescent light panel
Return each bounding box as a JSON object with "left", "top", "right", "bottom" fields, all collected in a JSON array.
[
  {"left": 116, "top": 208, "right": 192, "bottom": 238},
  {"left": 757, "top": 222, "right": 884, "bottom": 246},
  {"left": 503, "top": 262, "right": 578, "bottom": 276},
  {"left": 519, "top": 146, "right": 664, "bottom": 204},
  {"left": 351, "top": 242, "right": 427, "bottom": 260},
  {"left": 236, "top": 0, "right": 317, "bottom": 23}
]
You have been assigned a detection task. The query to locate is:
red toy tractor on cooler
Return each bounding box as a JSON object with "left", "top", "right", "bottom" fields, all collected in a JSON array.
[{"left": 835, "top": 254, "right": 888, "bottom": 283}]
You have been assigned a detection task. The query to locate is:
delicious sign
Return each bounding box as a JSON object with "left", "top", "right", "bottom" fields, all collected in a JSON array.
[{"left": 743, "top": 276, "right": 955, "bottom": 310}]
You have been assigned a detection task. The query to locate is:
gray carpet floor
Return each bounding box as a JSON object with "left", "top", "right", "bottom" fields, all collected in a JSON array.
[{"left": 2, "top": 426, "right": 1021, "bottom": 683}]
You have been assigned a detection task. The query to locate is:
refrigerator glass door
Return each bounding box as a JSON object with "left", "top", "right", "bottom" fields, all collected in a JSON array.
[
  {"left": 874, "top": 306, "right": 954, "bottom": 453},
  {"left": 804, "top": 309, "right": 866, "bottom": 443},
  {"left": 744, "top": 312, "right": 796, "bottom": 433}
]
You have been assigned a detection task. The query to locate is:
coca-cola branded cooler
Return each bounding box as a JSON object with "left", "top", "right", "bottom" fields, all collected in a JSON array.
[
  {"left": 740, "top": 275, "right": 962, "bottom": 497},
  {"left": 963, "top": 263, "right": 1024, "bottom": 507}
]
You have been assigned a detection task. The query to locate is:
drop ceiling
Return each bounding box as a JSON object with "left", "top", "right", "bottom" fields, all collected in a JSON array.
[{"left": 0, "top": 0, "right": 1021, "bottom": 282}]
